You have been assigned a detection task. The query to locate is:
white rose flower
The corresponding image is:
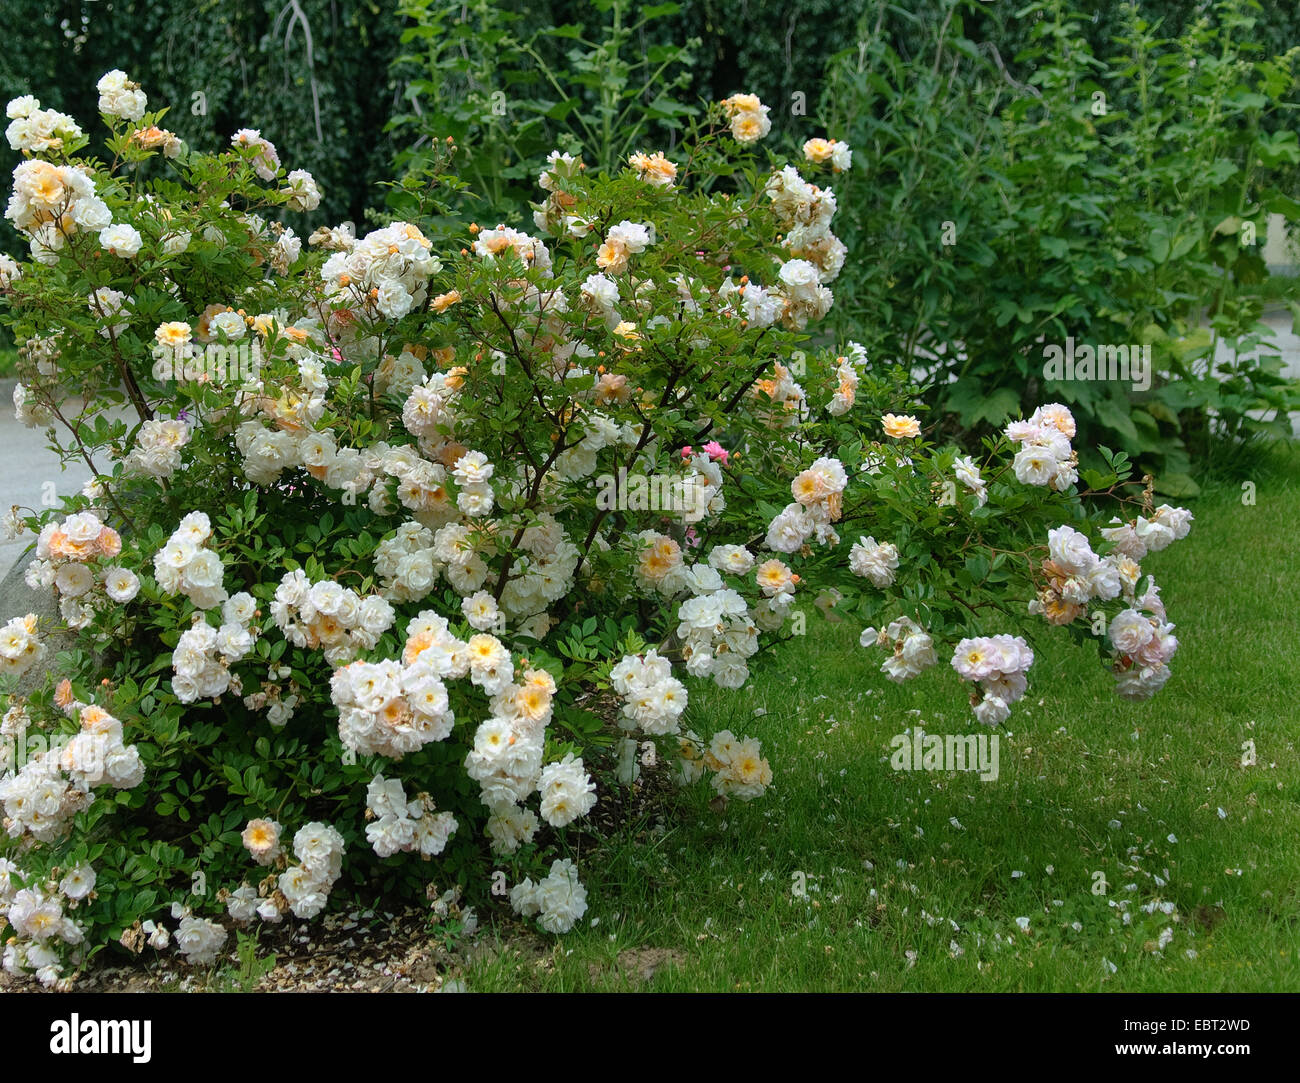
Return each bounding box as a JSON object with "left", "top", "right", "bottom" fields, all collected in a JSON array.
[
  {"left": 100, "top": 566, "right": 140, "bottom": 603},
  {"left": 1012, "top": 445, "right": 1057, "bottom": 487},
  {"left": 1108, "top": 609, "right": 1154, "bottom": 655},
  {"left": 59, "top": 863, "right": 96, "bottom": 901},
  {"left": 100, "top": 224, "right": 143, "bottom": 258},
  {"left": 53, "top": 562, "right": 94, "bottom": 598}
]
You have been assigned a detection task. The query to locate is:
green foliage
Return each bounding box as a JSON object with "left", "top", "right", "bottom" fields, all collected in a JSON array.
[
  {"left": 387, "top": 0, "right": 699, "bottom": 236},
  {"left": 823, "top": 0, "right": 1300, "bottom": 479}
]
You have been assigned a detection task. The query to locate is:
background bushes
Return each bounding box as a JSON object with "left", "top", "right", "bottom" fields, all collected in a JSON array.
[
  {"left": 4, "top": 0, "right": 1299, "bottom": 238},
  {"left": 823, "top": 0, "right": 1300, "bottom": 487}
]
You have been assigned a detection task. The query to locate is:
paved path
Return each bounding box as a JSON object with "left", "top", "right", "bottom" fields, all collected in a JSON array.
[
  {"left": 1220, "top": 308, "right": 1300, "bottom": 437},
  {"left": 0, "top": 385, "right": 95, "bottom": 580}
]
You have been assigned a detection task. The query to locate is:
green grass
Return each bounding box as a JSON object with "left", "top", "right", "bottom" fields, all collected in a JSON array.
[
  {"left": 465, "top": 443, "right": 1300, "bottom": 991},
  {"left": 0, "top": 344, "right": 17, "bottom": 379}
]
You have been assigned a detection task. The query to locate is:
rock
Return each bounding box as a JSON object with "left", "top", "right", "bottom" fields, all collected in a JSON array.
[{"left": 0, "top": 549, "right": 96, "bottom": 697}]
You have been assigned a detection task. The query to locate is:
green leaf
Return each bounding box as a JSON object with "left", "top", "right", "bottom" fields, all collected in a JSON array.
[
  {"left": 1095, "top": 399, "right": 1139, "bottom": 445},
  {"left": 973, "top": 387, "right": 1021, "bottom": 426},
  {"left": 1153, "top": 472, "right": 1200, "bottom": 498}
]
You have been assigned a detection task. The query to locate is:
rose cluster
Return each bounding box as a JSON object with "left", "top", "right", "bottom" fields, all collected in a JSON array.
[
  {"left": 330, "top": 651, "right": 455, "bottom": 759},
  {"left": 509, "top": 858, "right": 588, "bottom": 934},
  {"left": 364, "top": 774, "right": 458, "bottom": 859},
  {"left": 767, "top": 456, "right": 848, "bottom": 552},
  {"left": 169, "top": 593, "right": 259, "bottom": 704},
  {"left": 701, "top": 730, "right": 774, "bottom": 800},
  {"left": 859, "top": 616, "right": 939, "bottom": 683},
  {"left": 2, "top": 859, "right": 95, "bottom": 990},
  {"left": 720, "top": 93, "right": 773, "bottom": 144},
  {"left": 271, "top": 570, "right": 395, "bottom": 665},
  {"left": 1006, "top": 403, "right": 1079, "bottom": 491},
  {"left": 951, "top": 635, "right": 1036, "bottom": 726},
  {"left": 0, "top": 614, "right": 44, "bottom": 679},
  {"left": 26, "top": 512, "right": 134, "bottom": 630},
  {"left": 153, "top": 512, "right": 227, "bottom": 611},
  {"left": 0, "top": 702, "right": 143, "bottom": 845},
  {"left": 610, "top": 649, "right": 689, "bottom": 734},
  {"left": 1108, "top": 582, "right": 1180, "bottom": 700}
]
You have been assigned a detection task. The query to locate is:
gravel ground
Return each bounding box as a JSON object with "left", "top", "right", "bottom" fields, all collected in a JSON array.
[{"left": 0, "top": 904, "right": 489, "bottom": 993}]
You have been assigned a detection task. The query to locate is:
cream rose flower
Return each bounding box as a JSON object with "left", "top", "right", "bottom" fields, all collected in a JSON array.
[{"left": 882, "top": 413, "right": 921, "bottom": 439}]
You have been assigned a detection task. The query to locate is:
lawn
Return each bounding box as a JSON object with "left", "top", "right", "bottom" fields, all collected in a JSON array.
[{"left": 464, "top": 444, "right": 1300, "bottom": 992}]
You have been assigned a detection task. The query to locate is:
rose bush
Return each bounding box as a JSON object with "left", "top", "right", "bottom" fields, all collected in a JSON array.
[{"left": 0, "top": 75, "right": 1193, "bottom": 987}]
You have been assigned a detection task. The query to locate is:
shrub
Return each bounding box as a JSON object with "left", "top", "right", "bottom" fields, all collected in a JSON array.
[
  {"left": 824, "top": 0, "right": 1300, "bottom": 485},
  {"left": 0, "top": 74, "right": 1194, "bottom": 987}
]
